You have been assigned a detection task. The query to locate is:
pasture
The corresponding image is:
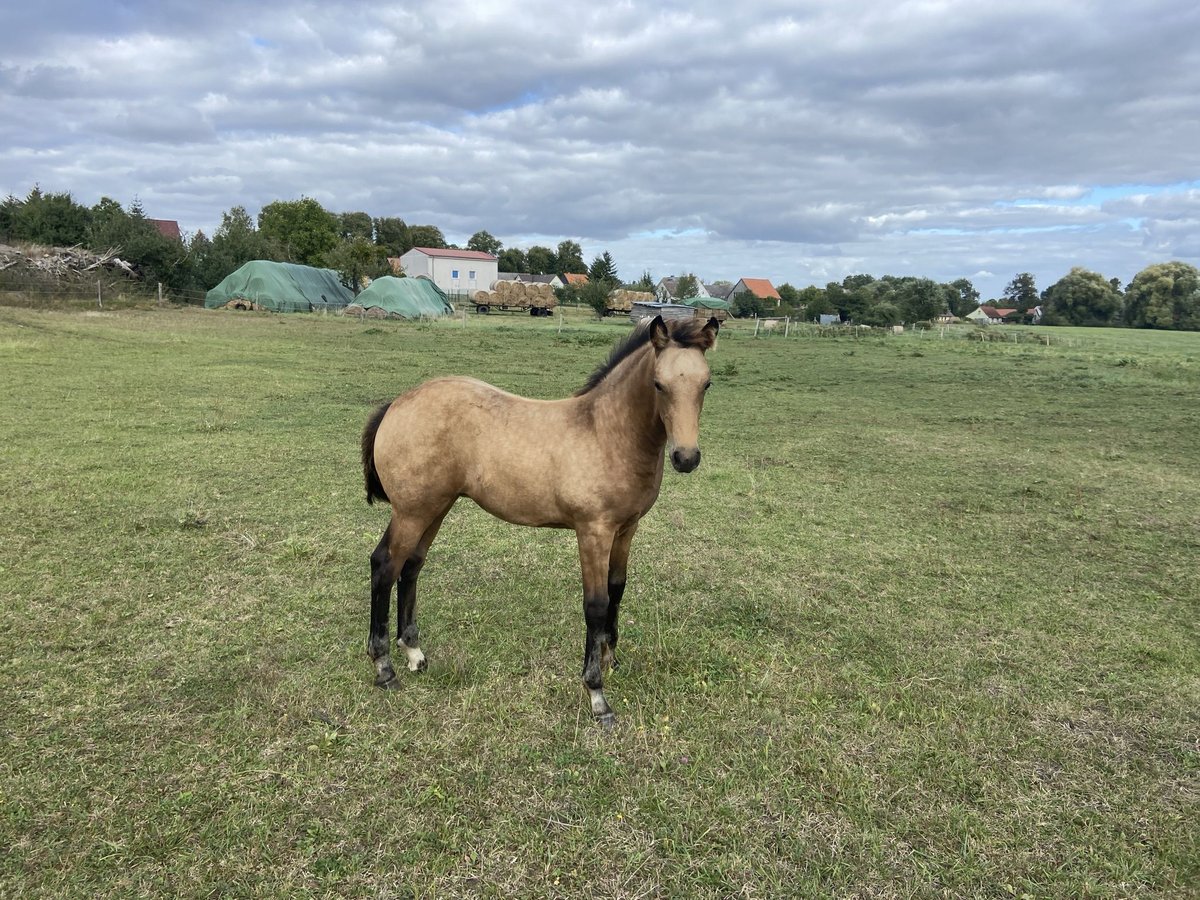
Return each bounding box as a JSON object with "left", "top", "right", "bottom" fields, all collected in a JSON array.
[{"left": 0, "top": 307, "right": 1197, "bottom": 898}]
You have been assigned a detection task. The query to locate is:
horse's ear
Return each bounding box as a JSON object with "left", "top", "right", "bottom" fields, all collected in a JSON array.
[
  {"left": 648, "top": 315, "right": 669, "bottom": 351},
  {"left": 700, "top": 316, "right": 720, "bottom": 350}
]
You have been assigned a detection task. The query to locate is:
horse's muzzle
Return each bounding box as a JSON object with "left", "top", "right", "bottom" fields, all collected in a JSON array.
[{"left": 671, "top": 447, "right": 701, "bottom": 473}]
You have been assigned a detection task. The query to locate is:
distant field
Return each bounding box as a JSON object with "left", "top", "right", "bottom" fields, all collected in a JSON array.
[{"left": 1, "top": 307, "right": 1196, "bottom": 898}]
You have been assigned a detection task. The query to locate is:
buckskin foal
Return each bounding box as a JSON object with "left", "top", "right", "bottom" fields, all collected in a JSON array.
[{"left": 361, "top": 314, "right": 720, "bottom": 726}]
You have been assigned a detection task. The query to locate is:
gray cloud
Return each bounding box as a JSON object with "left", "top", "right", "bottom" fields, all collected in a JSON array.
[{"left": 2, "top": 0, "right": 1199, "bottom": 298}]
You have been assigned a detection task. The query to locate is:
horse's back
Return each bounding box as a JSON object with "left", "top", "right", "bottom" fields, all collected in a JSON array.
[{"left": 373, "top": 377, "right": 579, "bottom": 521}]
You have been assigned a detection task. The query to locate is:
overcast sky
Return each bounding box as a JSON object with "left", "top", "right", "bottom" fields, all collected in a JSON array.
[{"left": 3, "top": 0, "right": 1198, "bottom": 299}]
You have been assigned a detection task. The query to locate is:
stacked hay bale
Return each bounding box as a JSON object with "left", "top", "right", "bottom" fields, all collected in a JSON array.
[
  {"left": 480, "top": 280, "right": 558, "bottom": 312},
  {"left": 221, "top": 298, "right": 263, "bottom": 311},
  {"left": 342, "top": 304, "right": 390, "bottom": 318},
  {"left": 607, "top": 289, "right": 655, "bottom": 313}
]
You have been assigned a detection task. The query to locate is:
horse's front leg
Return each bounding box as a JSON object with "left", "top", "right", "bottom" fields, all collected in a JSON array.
[
  {"left": 601, "top": 519, "right": 640, "bottom": 674},
  {"left": 576, "top": 525, "right": 617, "bottom": 728}
]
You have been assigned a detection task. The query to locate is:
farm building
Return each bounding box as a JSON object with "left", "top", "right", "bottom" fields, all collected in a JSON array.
[
  {"left": 729, "top": 278, "right": 782, "bottom": 307},
  {"left": 343, "top": 276, "right": 454, "bottom": 320},
  {"left": 392, "top": 248, "right": 498, "bottom": 299},
  {"left": 679, "top": 296, "right": 732, "bottom": 321},
  {"left": 204, "top": 260, "right": 354, "bottom": 312},
  {"left": 967, "top": 305, "right": 1018, "bottom": 325},
  {"left": 655, "top": 277, "right": 711, "bottom": 303},
  {"left": 629, "top": 301, "right": 695, "bottom": 322},
  {"left": 562, "top": 273, "right": 589, "bottom": 287}
]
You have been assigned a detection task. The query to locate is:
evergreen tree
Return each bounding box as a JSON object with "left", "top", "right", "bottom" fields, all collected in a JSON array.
[{"left": 588, "top": 251, "right": 619, "bottom": 284}]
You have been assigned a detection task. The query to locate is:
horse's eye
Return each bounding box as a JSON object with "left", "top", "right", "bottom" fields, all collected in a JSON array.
[
  {"left": 704, "top": 381, "right": 712, "bottom": 391},
  {"left": 653, "top": 381, "right": 665, "bottom": 392}
]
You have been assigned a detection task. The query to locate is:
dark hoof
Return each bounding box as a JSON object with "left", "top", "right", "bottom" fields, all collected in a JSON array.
[
  {"left": 375, "top": 674, "right": 400, "bottom": 690},
  {"left": 596, "top": 712, "right": 616, "bottom": 731},
  {"left": 412, "top": 658, "right": 428, "bottom": 673}
]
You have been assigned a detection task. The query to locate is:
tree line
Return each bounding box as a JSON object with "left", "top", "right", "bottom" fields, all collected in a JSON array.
[
  {"left": 2, "top": 185, "right": 1197, "bottom": 329},
  {"left": 0, "top": 186, "right": 633, "bottom": 299}
]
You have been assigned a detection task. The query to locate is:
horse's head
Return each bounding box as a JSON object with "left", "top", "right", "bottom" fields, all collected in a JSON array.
[{"left": 649, "top": 315, "right": 720, "bottom": 473}]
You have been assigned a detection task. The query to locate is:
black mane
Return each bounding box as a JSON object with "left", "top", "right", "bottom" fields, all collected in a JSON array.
[{"left": 575, "top": 317, "right": 712, "bottom": 396}]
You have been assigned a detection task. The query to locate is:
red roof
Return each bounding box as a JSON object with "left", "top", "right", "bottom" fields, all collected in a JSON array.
[
  {"left": 739, "top": 278, "right": 781, "bottom": 300},
  {"left": 150, "top": 219, "right": 181, "bottom": 241},
  {"left": 409, "top": 247, "right": 496, "bottom": 261},
  {"left": 979, "top": 305, "right": 1000, "bottom": 317},
  {"left": 563, "top": 273, "right": 589, "bottom": 285}
]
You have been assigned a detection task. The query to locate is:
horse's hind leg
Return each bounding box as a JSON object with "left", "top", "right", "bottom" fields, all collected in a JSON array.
[
  {"left": 368, "top": 511, "right": 441, "bottom": 688},
  {"left": 396, "top": 506, "right": 452, "bottom": 673},
  {"left": 368, "top": 524, "right": 400, "bottom": 687}
]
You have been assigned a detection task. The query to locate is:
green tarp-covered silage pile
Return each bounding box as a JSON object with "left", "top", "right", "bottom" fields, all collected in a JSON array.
[
  {"left": 205, "top": 260, "right": 355, "bottom": 312},
  {"left": 343, "top": 276, "right": 454, "bottom": 319}
]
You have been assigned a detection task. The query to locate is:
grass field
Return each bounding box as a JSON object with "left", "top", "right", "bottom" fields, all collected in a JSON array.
[{"left": 1, "top": 306, "right": 1197, "bottom": 898}]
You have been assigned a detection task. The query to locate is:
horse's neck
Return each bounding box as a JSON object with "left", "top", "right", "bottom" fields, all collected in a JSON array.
[{"left": 582, "top": 346, "right": 664, "bottom": 452}]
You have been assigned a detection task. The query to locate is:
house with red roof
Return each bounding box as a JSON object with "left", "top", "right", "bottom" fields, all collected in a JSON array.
[
  {"left": 392, "top": 247, "right": 498, "bottom": 296},
  {"left": 562, "top": 272, "right": 589, "bottom": 286},
  {"left": 730, "top": 278, "right": 782, "bottom": 307}
]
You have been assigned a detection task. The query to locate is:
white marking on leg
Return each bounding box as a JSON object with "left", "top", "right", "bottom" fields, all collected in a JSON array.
[{"left": 399, "top": 640, "right": 426, "bottom": 672}]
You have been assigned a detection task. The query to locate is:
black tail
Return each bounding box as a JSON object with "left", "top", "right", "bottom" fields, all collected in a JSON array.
[{"left": 362, "top": 402, "right": 391, "bottom": 505}]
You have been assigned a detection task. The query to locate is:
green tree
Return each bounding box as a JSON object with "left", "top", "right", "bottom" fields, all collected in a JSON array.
[
  {"left": 579, "top": 279, "right": 612, "bottom": 319},
  {"left": 498, "top": 247, "right": 527, "bottom": 273},
  {"left": 1123, "top": 261, "right": 1200, "bottom": 330},
  {"left": 339, "top": 211, "right": 374, "bottom": 241},
  {"left": 556, "top": 240, "right": 586, "bottom": 275},
  {"left": 86, "top": 197, "right": 132, "bottom": 249},
  {"left": 862, "top": 300, "right": 902, "bottom": 326},
  {"left": 731, "top": 291, "right": 765, "bottom": 318},
  {"left": 0, "top": 193, "right": 20, "bottom": 239},
  {"left": 258, "top": 198, "right": 339, "bottom": 266},
  {"left": 408, "top": 224, "right": 447, "bottom": 250},
  {"left": 777, "top": 283, "right": 800, "bottom": 307},
  {"left": 1040, "top": 267, "right": 1123, "bottom": 326},
  {"left": 628, "top": 270, "right": 655, "bottom": 292},
  {"left": 949, "top": 278, "right": 980, "bottom": 316},
  {"left": 836, "top": 275, "right": 875, "bottom": 322},
  {"left": 897, "top": 278, "right": 946, "bottom": 322},
  {"left": 324, "top": 237, "right": 392, "bottom": 295},
  {"left": 675, "top": 273, "right": 700, "bottom": 300},
  {"left": 796, "top": 285, "right": 829, "bottom": 319},
  {"left": 467, "top": 230, "right": 503, "bottom": 256},
  {"left": 374, "top": 217, "right": 410, "bottom": 256},
  {"left": 9, "top": 186, "right": 92, "bottom": 246},
  {"left": 1003, "top": 273, "right": 1039, "bottom": 311},
  {"left": 198, "top": 206, "right": 281, "bottom": 287},
  {"left": 526, "top": 245, "right": 556, "bottom": 275},
  {"left": 588, "top": 251, "right": 619, "bottom": 285}
]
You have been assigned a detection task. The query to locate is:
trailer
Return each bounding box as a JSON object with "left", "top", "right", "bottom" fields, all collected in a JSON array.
[{"left": 472, "top": 281, "right": 558, "bottom": 316}]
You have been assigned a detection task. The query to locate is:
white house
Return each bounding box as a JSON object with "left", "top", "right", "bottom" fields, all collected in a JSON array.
[
  {"left": 655, "top": 277, "right": 711, "bottom": 303},
  {"left": 394, "top": 248, "right": 498, "bottom": 297}
]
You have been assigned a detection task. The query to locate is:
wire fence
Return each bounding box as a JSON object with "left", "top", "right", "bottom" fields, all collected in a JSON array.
[{"left": 0, "top": 279, "right": 207, "bottom": 309}]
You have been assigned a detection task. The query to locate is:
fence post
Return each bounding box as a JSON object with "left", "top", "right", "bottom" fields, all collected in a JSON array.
[
  {"left": 158, "top": 282, "right": 163, "bottom": 306},
  {"left": 97, "top": 279, "right": 102, "bottom": 309}
]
